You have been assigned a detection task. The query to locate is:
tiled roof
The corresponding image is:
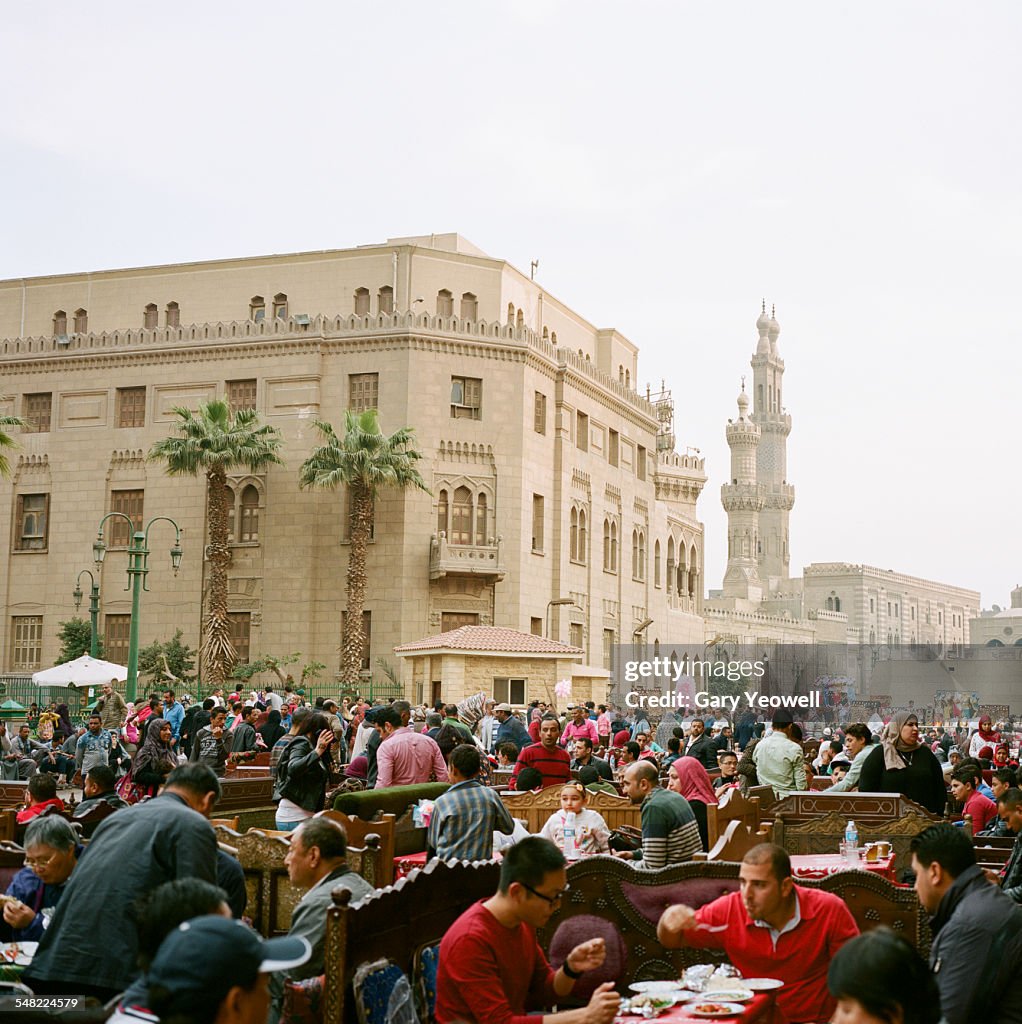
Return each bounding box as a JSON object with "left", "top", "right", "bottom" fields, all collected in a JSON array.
[{"left": 394, "top": 625, "right": 583, "bottom": 655}]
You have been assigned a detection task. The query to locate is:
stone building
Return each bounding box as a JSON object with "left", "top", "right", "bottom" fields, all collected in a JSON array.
[
  {"left": 970, "top": 585, "right": 1022, "bottom": 648},
  {"left": 0, "top": 233, "right": 706, "bottom": 701}
]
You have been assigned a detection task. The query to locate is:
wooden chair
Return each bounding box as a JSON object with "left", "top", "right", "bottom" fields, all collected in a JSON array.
[
  {"left": 209, "top": 816, "right": 240, "bottom": 832},
  {"left": 72, "top": 799, "right": 120, "bottom": 839},
  {"left": 706, "top": 787, "right": 766, "bottom": 849},
  {"left": 693, "top": 818, "right": 772, "bottom": 863},
  {"left": 321, "top": 858, "right": 502, "bottom": 1024},
  {"left": 319, "top": 810, "right": 397, "bottom": 886}
]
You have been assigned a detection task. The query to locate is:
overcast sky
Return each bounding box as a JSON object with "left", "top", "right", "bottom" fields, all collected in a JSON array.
[{"left": 3, "top": 2, "right": 1019, "bottom": 608}]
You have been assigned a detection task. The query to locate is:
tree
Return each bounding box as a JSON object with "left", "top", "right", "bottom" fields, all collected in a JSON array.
[
  {"left": 148, "top": 400, "right": 283, "bottom": 686},
  {"left": 231, "top": 652, "right": 326, "bottom": 689},
  {"left": 56, "top": 617, "right": 103, "bottom": 663},
  {"left": 138, "top": 630, "right": 197, "bottom": 686},
  {"left": 0, "top": 415, "right": 26, "bottom": 479},
  {"left": 299, "top": 410, "right": 428, "bottom": 686}
]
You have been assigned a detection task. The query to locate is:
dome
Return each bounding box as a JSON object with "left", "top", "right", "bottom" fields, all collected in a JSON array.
[
  {"left": 769, "top": 305, "right": 780, "bottom": 341},
  {"left": 756, "top": 301, "right": 770, "bottom": 333},
  {"left": 737, "top": 388, "right": 750, "bottom": 418}
]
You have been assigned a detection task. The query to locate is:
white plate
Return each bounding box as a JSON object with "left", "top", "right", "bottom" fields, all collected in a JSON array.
[
  {"left": 1, "top": 940, "right": 37, "bottom": 966},
  {"left": 629, "top": 981, "right": 692, "bottom": 995},
  {"left": 686, "top": 1003, "right": 747, "bottom": 1019},
  {"left": 743, "top": 978, "right": 783, "bottom": 991},
  {"left": 686, "top": 990, "right": 753, "bottom": 1003}
]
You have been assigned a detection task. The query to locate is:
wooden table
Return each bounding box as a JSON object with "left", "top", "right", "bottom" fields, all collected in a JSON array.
[
  {"left": 790, "top": 852, "right": 896, "bottom": 883},
  {"left": 618, "top": 991, "right": 777, "bottom": 1023}
]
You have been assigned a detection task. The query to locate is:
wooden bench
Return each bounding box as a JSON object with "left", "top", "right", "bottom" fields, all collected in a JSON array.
[
  {"left": 533, "top": 856, "right": 930, "bottom": 997},
  {"left": 694, "top": 818, "right": 773, "bottom": 863},
  {"left": 706, "top": 787, "right": 767, "bottom": 849},
  {"left": 320, "top": 811, "right": 397, "bottom": 886},
  {"left": 215, "top": 826, "right": 383, "bottom": 937},
  {"left": 0, "top": 841, "right": 25, "bottom": 891},
  {"left": 499, "top": 786, "right": 641, "bottom": 834},
  {"left": 321, "top": 857, "right": 502, "bottom": 1024},
  {"left": 215, "top": 776, "right": 275, "bottom": 814},
  {"left": 0, "top": 782, "right": 29, "bottom": 808}
]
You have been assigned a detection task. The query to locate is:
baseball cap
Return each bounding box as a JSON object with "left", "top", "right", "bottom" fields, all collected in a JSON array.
[
  {"left": 493, "top": 702, "right": 513, "bottom": 712},
  {"left": 148, "top": 916, "right": 311, "bottom": 1014}
]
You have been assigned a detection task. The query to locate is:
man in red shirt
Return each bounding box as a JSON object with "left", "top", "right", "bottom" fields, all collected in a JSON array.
[
  {"left": 511, "top": 717, "right": 572, "bottom": 789},
  {"left": 950, "top": 765, "right": 998, "bottom": 833},
  {"left": 435, "top": 837, "right": 619, "bottom": 1024},
  {"left": 657, "top": 843, "right": 858, "bottom": 1024}
]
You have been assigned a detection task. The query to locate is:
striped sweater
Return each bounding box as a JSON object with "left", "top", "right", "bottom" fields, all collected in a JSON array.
[{"left": 634, "top": 787, "right": 702, "bottom": 869}]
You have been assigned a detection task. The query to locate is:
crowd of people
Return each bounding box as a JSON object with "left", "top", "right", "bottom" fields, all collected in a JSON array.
[{"left": 3, "top": 684, "right": 1021, "bottom": 1024}]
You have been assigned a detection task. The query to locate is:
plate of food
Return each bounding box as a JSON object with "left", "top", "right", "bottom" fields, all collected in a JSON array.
[
  {"left": 630, "top": 981, "right": 693, "bottom": 995},
  {"left": 0, "top": 941, "right": 38, "bottom": 966},
  {"left": 743, "top": 978, "right": 783, "bottom": 991},
  {"left": 618, "top": 993, "right": 679, "bottom": 1017},
  {"left": 686, "top": 1002, "right": 746, "bottom": 1019},
  {"left": 686, "top": 989, "right": 753, "bottom": 1003}
]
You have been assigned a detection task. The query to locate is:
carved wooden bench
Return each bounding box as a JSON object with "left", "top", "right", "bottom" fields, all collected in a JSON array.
[
  {"left": 0, "top": 782, "right": 30, "bottom": 808},
  {"left": 706, "top": 787, "right": 767, "bottom": 849},
  {"left": 500, "top": 786, "right": 641, "bottom": 834},
  {"left": 694, "top": 818, "right": 772, "bottom": 863},
  {"left": 215, "top": 776, "right": 275, "bottom": 814}
]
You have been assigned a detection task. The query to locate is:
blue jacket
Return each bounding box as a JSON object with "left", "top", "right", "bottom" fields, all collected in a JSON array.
[
  {"left": 495, "top": 715, "right": 530, "bottom": 753},
  {"left": 162, "top": 701, "right": 185, "bottom": 741},
  {"left": 3, "top": 846, "right": 83, "bottom": 941}
]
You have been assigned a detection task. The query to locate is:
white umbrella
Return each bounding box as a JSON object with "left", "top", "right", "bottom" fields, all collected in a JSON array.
[{"left": 32, "top": 654, "right": 128, "bottom": 687}]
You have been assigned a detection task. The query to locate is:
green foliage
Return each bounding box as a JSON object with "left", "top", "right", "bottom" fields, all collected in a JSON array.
[
  {"left": 375, "top": 657, "right": 400, "bottom": 685},
  {"left": 138, "top": 630, "right": 197, "bottom": 684},
  {"left": 0, "top": 415, "right": 26, "bottom": 480},
  {"left": 56, "top": 617, "right": 103, "bottom": 664},
  {"left": 231, "top": 653, "right": 326, "bottom": 686}
]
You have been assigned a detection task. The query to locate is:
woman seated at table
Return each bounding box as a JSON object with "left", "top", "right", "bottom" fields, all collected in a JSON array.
[
  {"left": 859, "top": 711, "right": 946, "bottom": 816},
  {"left": 827, "top": 926, "right": 940, "bottom": 1024},
  {"left": 539, "top": 782, "right": 611, "bottom": 855},
  {"left": 667, "top": 756, "right": 717, "bottom": 850}
]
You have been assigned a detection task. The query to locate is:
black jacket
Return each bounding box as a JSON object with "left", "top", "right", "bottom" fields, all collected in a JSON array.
[
  {"left": 1002, "top": 832, "right": 1022, "bottom": 903},
  {"left": 273, "top": 736, "right": 330, "bottom": 812},
  {"left": 929, "top": 863, "right": 1022, "bottom": 1023},
  {"left": 571, "top": 755, "right": 613, "bottom": 781},
  {"left": 858, "top": 743, "right": 946, "bottom": 815},
  {"left": 684, "top": 734, "right": 719, "bottom": 772}
]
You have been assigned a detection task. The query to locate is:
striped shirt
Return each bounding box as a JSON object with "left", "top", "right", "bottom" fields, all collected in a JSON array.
[
  {"left": 635, "top": 787, "right": 702, "bottom": 870},
  {"left": 509, "top": 742, "right": 572, "bottom": 789},
  {"left": 427, "top": 779, "right": 515, "bottom": 861}
]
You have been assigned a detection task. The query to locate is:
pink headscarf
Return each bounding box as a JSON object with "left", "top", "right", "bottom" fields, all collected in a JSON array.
[{"left": 671, "top": 756, "right": 718, "bottom": 806}]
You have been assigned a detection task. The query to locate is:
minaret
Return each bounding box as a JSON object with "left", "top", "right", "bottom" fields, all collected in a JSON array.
[
  {"left": 750, "top": 302, "right": 794, "bottom": 590},
  {"left": 721, "top": 382, "right": 764, "bottom": 602}
]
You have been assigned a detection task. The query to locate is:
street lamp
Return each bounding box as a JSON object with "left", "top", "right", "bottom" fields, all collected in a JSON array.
[
  {"left": 93, "top": 513, "right": 183, "bottom": 703},
  {"left": 72, "top": 570, "right": 101, "bottom": 658},
  {"left": 546, "top": 597, "right": 577, "bottom": 640}
]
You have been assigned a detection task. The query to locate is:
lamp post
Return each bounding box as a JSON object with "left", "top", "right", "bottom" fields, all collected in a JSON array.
[
  {"left": 72, "top": 570, "right": 101, "bottom": 658},
  {"left": 93, "top": 514, "right": 183, "bottom": 703},
  {"left": 546, "top": 597, "right": 577, "bottom": 640}
]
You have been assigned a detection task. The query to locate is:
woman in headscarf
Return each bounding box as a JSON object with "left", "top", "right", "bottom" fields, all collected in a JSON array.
[
  {"left": 993, "top": 743, "right": 1018, "bottom": 769},
  {"left": 53, "top": 704, "right": 75, "bottom": 745},
  {"left": 668, "top": 756, "right": 718, "bottom": 851},
  {"left": 654, "top": 710, "right": 682, "bottom": 751},
  {"left": 257, "top": 709, "right": 286, "bottom": 749},
  {"left": 968, "top": 716, "right": 1000, "bottom": 760},
  {"left": 130, "top": 718, "right": 177, "bottom": 798},
  {"left": 858, "top": 711, "right": 946, "bottom": 815}
]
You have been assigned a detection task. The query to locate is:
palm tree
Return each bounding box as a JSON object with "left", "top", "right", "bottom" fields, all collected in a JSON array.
[
  {"left": 148, "top": 400, "right": 284, "bottom": 686},
  {"left": 0, "top": 416, "right": 26, "bottom": 479},
  {"left": 300, "top": 410, "right": 428, "bottom": 685}
]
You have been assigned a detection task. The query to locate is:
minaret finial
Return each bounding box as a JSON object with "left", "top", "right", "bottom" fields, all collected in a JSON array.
[
  {"left": 771, "top": 303, "right": 776, "bottom": 319},
  {"left": 761, "top": 298, "right": 766, "bottom": 314},
  {"left": 741, "top": 375, "right": 746, "bottom": 392}
]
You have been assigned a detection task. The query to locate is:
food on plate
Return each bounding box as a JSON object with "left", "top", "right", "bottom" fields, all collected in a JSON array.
[{"left": 692, "top": 1004, "right": 733, "bottom": 1014}]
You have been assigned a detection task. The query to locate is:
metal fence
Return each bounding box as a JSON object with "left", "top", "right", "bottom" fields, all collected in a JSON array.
[{"left": 0, "top": 675, "right": 95, "bottom": 723}]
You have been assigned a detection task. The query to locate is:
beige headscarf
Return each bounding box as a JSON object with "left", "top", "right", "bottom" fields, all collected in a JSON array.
[{"left": 881, "top": 710, "right": 921, "bottom": 771}]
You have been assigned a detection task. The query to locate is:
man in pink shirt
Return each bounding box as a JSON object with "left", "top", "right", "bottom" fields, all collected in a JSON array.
[
  {"left": 374, "top": 707, "right": 449, "bottom": 788},
  {"left": 560, "top": 706, "right": 599, "bottom": 748}
]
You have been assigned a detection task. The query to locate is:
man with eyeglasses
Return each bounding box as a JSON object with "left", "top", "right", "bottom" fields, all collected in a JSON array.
[
  {"left": 1, "top": 816, "right": 82, "bottom": 942},
  {"left": 435, "top": 836, "right": 620, "bottom": 1024}
]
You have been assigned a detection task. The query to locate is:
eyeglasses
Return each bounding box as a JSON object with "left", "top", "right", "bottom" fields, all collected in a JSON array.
[
  {"left": 25, "top": 852, "right": 57, "bottom": 870},
  {"left": 519, "top": 882, "right": 570, "bottom": 905}
]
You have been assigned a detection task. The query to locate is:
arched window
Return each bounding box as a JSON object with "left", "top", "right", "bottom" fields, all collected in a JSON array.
[
  {"left": 542, "top": 326, "right": 549, "bottom": 340},
  {"left": 550, "top": 331, "right": 557, "bottom": 344},
  {"left": 516, "top": 308, "right": 524, "bottom": 329},
  {"left": 632, "top": 529, "right": 639, "bottom": 578},
  {"left": 73, "top": 308, "right": 88, "bottom": 333},
  {"left": 619, "top": 365, "right": 624, "bottom": 383},
  {"left": 507, "top": 302, "right": 515, "bottom": 324},
  {"left": 354, "top": 288, "right": 370, "bottom": 315},
  {"left": 688, "top": 545, "right": 697, "bottom": 597},
  {"left": 250, "top": 296, "right": 265, "bottom": 321},
  {"left": 611, "top": 522, "right": 618, "bottom": 572},
  {"left": 460, "top": 292, "right": 477, "bottom": 319},
  {"left": 666, "top": 537, "right": 675, "bottom": 593},
  {"left": 835, "top": 596, "right": 842, "bottom": 613},
  {"left": 625, "top": 369, "right": 631, "bottom": 388},
  {"left": 143, "top": 304, "right": 158, "bottom": 329},
  {"left": 437, "top": 289, "right": 453, "bottom": 317},
  {"left": 578, "top": 509, "right": 587, "bottom": 564},
  {"left": 570, "top": 508, "right": 579, "bottom": 561},
  {"left": 826, "top": 597, "right": 833, "bottom": 611},
  {"left": 451, "top": 486, "right": 473, "bottom": 545},
  {"left": 53, "top": 310, "right": 67, "bottom": 336},
  {"left": 378, "top": 285, "right": 394, "bottom": 314},
  {"left": 225, "top": 487, "right": 236, "bottom": 542},
  {"left": 603, "top": 519, "right": 611, "bottom": 570},
  {"left": 639, "top": 531, "right": 646, "bottom": 579},
  {"left": 437, "top": 489, "right": 448, "bottom": 536},
  {"left": 165, "top": 301, "right": 180, "bottom": 327},
  {"left": 475, "top": 492, "right": 487, "bottom": 545},
  {"left": 676, "top": 542, "right": 686, "bottom": 593},
  {"left": 653, "top": 638, "right": 660, "bottom": 657},
  {"left": 272, "top": 293, "right": 288, "bottom": 319},
  {"left": 654, "top": 539, "right": 661, "bottom": 587},
  {"left": 240, "top": 485, "right": 260, "bottom": 542}
]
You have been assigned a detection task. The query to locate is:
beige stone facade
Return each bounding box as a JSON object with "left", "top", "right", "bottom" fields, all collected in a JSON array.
[{"left": 0, "top": 234, "right": 706, "bottom": 698}]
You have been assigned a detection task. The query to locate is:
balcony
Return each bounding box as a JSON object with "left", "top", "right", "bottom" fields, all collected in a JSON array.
[{"left": 429, "top": 533, "right": 506, "bottom": 582}]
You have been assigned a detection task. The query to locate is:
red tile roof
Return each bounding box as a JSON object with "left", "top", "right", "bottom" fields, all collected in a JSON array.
[{"left": 394, "top": 625, "right": 583, "bottom": 656}]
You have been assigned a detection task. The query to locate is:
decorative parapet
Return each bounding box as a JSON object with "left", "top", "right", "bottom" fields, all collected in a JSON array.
[
  {"left": 762, "top": 483, "right": 795, "bottom": 510},
  {"left": 721, "top": 482, "right": 766, "bottom": 512},
  {"left": 429, "top": 533, "right": 506, "bottom": 582}
]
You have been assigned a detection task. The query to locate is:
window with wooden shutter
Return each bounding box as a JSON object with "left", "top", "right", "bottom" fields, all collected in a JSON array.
[
  {"left": 110, "top": 489, "right": 144, "bottom": 547},
  {"left": 349, "top": 373, "right": 379, "bottom": 412},
  {"left": 534, "top": 392, "right": 546, "bottom": 435},
  {"left": 226, "top": 379, "right": 257, "bottom": 414},
  {"left": 228, "top": 613, "right": 252, "bottom": 665},
  {"left": 104, "top": 614, "right": 131, "bottom": 666},
  {"left": 22, "top": 393, "right": 51, "bottom": 433},
  {"left": 451, "top": 376, "right": 482, "bottom": 420},
  {"left": 10, "top": 616, "right": 43, "bottom": 671},
  {"left": 117, "top": 387, "right": 146, "bottom": 428},
  {"left": 15, "top": 494, "right": 49, "bottom": 551}
]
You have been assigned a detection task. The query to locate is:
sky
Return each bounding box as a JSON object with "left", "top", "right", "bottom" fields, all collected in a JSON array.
[{"left": 2, "top": 2, "right": 1019, "bottom": 608}]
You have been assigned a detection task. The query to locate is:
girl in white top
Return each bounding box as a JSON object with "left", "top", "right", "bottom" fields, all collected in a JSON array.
[{"left": 539, "top": 782, "right": 611, "bottom": 856}]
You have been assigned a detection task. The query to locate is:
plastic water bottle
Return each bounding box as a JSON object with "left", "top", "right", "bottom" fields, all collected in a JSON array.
[
  {"left": 563, "top": 811, "right": 580, "bottom": 861},
  {"left": 844, "top": 820, "right": 858, "bottom": 863}
]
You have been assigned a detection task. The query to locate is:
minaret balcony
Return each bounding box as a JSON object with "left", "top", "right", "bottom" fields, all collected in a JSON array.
[
  {"left": 762, "top": 484, "right": 795, "bottom": 511},
  {"left": 429, "top": 533, "right": 506, "bottom": 582},
  {"left": 721, "top": 482, "right": 765, "bottom": 512}
]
